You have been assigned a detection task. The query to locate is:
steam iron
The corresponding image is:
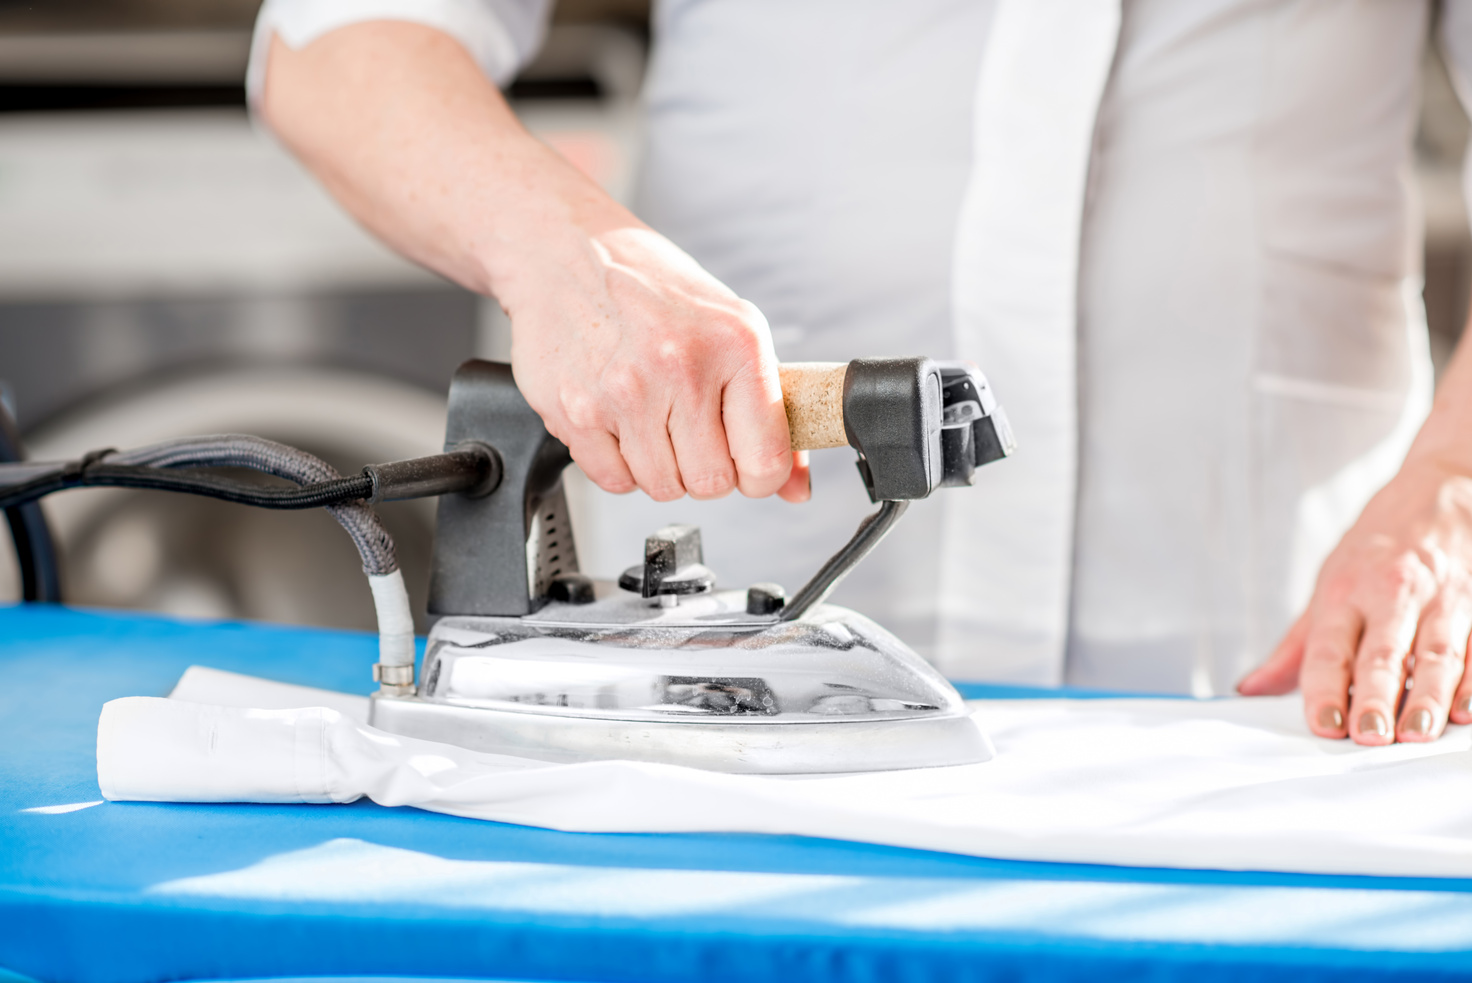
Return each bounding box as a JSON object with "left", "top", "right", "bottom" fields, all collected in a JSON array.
[{"left": 368, "top": 358, "right": 1015, "bottom": 774}]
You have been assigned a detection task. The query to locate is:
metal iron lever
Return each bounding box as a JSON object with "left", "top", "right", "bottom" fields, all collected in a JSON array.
[
  {"left": 776, "top": 358, "right": 1014, "bottom": 616},
  {"left": 781, "top": 500, "right": 909, "bottom": 620}
]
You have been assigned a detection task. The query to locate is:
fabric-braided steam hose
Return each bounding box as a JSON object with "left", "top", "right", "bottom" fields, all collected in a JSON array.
[
  {"left": 108, "top": 435, "right": 414, "bottom": 678},
  {"left": 111, "top": 435, "right": 397, "bottom": 575}
]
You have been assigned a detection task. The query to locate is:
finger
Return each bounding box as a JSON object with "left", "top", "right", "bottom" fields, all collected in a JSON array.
[
  {"left": 544, "top": 384, "right": 637, "bottom": 495},
  {"left": 1398, "top": 596, "right": 1472, "bottom": 741},
  {"left": 777, "top": 451, "right": 811, "bottom": 504},
  {"left": 1347, "top": 599, "right": 1423, "bottom": 746},
  {"left": 1453, "top": 656, "right": 1472, "bottom": 726},
  {"left": 564, "top": 428, "right": 636, "bottom": 495},
  {"left": 668, "top": 387, "right": 737, "bottom": 501},
  {"left": 1298, "top": 605, "right": 1362, "bottom": 738},
  {"left": 1238, "top": 611, "right": 1309, "bottom": 696},
  {"left": 722, "top": 352, "right": 793, "bottom": 499},
  {"left": 617, "top": 415, "right": 686, "bottom": 502}
]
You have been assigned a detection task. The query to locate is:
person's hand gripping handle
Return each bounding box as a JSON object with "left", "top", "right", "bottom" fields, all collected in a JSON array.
[{"left": 260, "top": 21, "right": 815, "bottom": 506}]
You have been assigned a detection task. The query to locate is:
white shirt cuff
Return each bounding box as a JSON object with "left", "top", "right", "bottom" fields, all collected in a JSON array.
[{"left": 247, "top": 0, "right": 537, "bottom": 110}]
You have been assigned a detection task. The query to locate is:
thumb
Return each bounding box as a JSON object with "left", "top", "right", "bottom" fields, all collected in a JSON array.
[
  {"left": 777, "top": 451, "right": 810, "bottom": 503},
  {"left": 723, "top": 345, "right": 794, "bottom": 499},
  {"left": 1237, "top": 610, "right": 1310, "bottom": 695}
]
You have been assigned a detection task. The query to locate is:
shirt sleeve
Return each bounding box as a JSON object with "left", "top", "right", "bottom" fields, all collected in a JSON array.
[{"left": 246, "top": 0, "right": 553, "bottom": 108}]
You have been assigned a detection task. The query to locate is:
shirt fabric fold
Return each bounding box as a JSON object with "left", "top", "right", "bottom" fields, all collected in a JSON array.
[{"left": 96, "top": 666, "right": 1472, "bottom": 880}]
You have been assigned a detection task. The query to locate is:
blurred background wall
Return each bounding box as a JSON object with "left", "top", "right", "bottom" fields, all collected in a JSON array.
[
  {"left": 0, "top": 0, "right": 648, "bottom": 631},
  {"left": 1, "top": 2, "right": 1470, "bottom": 634}
]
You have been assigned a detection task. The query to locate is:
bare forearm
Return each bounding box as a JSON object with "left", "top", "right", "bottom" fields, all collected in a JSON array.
[
  {"left": 259, "top": 21, "right": 802, "bottom": 504},
  {"left": 260, "top": 21, "right": 635, "bottom": 305},
  {"left": 1401, "top": 319, "right": 1472, "bottom": 476}
]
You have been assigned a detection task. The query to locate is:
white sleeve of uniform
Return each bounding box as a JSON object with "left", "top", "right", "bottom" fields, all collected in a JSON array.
[{"left": 246, "top": 0, "right": 553, "bottom": 108}]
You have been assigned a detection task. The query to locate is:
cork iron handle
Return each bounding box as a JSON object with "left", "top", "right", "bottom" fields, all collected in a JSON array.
[
  {"left": 778, "top": 362, "right": 850, "bottom": 451},
  {"left": 779, "top": 356, "right": 1014, "bottom": 504}
]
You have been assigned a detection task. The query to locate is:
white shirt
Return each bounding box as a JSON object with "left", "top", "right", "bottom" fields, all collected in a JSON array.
[
  {"left": 101, "top": 667, "right": 1472, "bottom": 878},
  {"left": 251, "top": 0, "right": 1465, "bottom": 694}
]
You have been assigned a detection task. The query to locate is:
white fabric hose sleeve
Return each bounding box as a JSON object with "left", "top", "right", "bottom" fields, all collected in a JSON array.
[{"left": 369, "top": 569, "right": 416, "bottom": 669}]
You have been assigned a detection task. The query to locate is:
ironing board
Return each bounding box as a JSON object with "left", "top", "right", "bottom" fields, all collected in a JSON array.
[{"left": 3, "top": 604, "right": 1471, "bottom": 983}]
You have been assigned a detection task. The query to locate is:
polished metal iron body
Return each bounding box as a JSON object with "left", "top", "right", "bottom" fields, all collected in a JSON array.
[{"left": 370, "top": 584, "right": 992, "bottom": 774}]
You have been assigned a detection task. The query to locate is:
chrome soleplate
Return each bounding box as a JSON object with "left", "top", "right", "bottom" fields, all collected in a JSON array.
[
  {"left": 367, "top": 591, "right": 993, "bottom": 775},
  {"left": 369, "top": 696, "right": 990, "bottom": 774}
]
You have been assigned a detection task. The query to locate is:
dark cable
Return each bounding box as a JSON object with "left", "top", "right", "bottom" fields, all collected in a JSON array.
[
  {"left": 0, "top": 442, "right": 493, "bottom": 584},
  {"left": 0, "top": 462, "right": 374, "bottom": 512},
  {"left": 111, "top": 435, "right": 399, "bottom": 576},
  {"left": 0, "top": 395, "right": 62, "bottom": 603}
]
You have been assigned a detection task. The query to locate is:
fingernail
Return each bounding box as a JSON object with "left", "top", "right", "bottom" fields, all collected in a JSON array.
[
  {"left": 1402, "top": 708, "right": 1433, "bottom": 737},
  {"left": 1316, "top": 706, "right": 1344, "bottom": 732},
  {"left": 1458, "top": 695, "right": 1472, "bottom": 718},
  {"left": 1357, "top": 710, "right": 1389, "bottom": 739}
]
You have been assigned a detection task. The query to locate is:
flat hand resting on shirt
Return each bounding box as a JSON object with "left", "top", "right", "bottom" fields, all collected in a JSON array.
[
  {"left": 261, "top": 21, "right": 808, "bottom": 504},
  {"left": 1240, "top": 331, "right": 1472, "bottom": 744}
]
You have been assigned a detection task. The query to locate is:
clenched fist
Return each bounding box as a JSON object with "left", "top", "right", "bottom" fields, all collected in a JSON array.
[{"left": 506, "top": 227, "right": 808, "bottom": 503}]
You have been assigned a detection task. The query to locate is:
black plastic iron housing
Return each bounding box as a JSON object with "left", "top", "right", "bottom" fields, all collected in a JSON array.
[
  {"left": 841, "top": 358, "right": 944, "bottom": 502},
  {"left": 427, "top": 360, "right": 578, "bottom": 618}
]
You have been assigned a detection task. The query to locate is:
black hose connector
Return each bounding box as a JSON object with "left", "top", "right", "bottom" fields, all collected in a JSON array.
[{"left": 363, "top": 442, "right": 501, "bottom": 504}]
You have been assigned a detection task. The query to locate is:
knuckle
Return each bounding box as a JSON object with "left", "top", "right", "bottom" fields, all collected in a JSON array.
[
  {"left": 1380, "top": 556, "right": 1431, "bottom": 596},
  {"left": 644, "top": 481, "right": 685, "bottom": 503},
  {"left": 1413, "top": 541, "right": 1457, "bottom": 581},
  {"left": 558, "top": 388, "right": 604, "bottom": 431},
  {"left": 732, "top": 296, "right": 762, "bottom": 320},
  {"left": 1317, "top": 580, "right": 1356, "bottom": 610},
  {"left": 598, "top": 476, "right": 638, "bottom": 495},
  {"left": 684, "top": 466, "right": 735, "bottom": 499},
  {"left": 601, "top": 361, "right": 648, "bottom": 407},
  {"left": 584, "top": 467, "right": 635, "bottom": 494},
  {"left": 738, "top": 446, "right": 791, "bottom": 483},
  {"left": 1302, "top": 639, "right": 1352, "bottom": 668},
  {"left": 734, "top": 298, "right": 771, "bottom": 333},
  {"left": 1414, "top": 646, "right": 1463, "bottom": 671},
  {"left": 695, "top": 308, "right": 763, "bottom": 359},
  {"left": 719, "top": 325, "right": 765, "bottom": 364},
  {"left": 652, "top": 337, "right": 700, "bottom": 380},
  {"left": 572, "top": 455, "right": 633, "bottom": 493},
  {"left": 1358, "top": 643, "right": 1406, "bottom": 673},
  {"left": 1378, "top": 565, "right": 1413, "bottom": 595}
]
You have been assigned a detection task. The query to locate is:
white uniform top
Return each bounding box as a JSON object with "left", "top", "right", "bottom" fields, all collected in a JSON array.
[{"left": 251, "top": 0, "right": 1472, "bottom": 694}]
